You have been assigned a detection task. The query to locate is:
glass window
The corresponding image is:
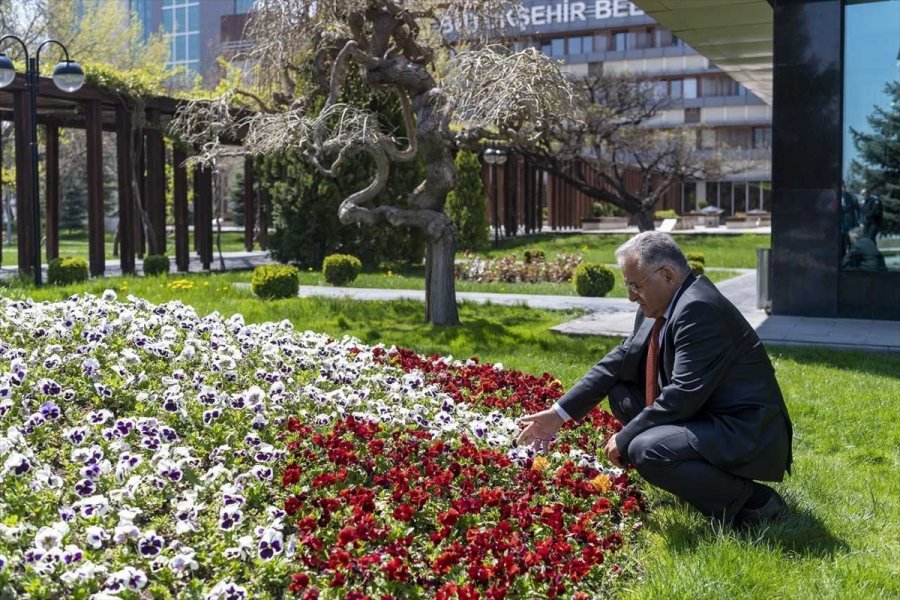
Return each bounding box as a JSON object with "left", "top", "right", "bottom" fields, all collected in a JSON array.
[
  {"left": 753, "top": 127, "right": 772, "bottom": 149},
  {"left": 682, "top": 182, "right": 697, "bottom": 213},
  {"left": 551, "top": 38, "right": 565, "bottom": 56},
  {"left": 612, "top": 31, "right": 627, "bottom": 52},
  {"left": 568, "top": 36, "right": 582, "bottom": 55},
  {"left": 188, "top": 4, "right": 199, "bottom": 30},
  {"left": 842, "top": 0, "right": 898, "bottom": 270},
  {"left": 162, "top": 8, "right": 174, "bottom": 32},
  {"left": 657, "top": 29, "right": 672, "bottom": 47},
  {"left": 734, "top": 182, "right": 748, "bottom": 213},
  {"left": 174, "top": 6, "right": 185, "bottom": 33},
  {"left": 684, "top": 78, "right": 697, "bottom": 99},
  {"left": 670, "top": 79, "right": 682, "bottom": 99},
  {"left": 594, "top": 34, "right": 607, "bottom": 52},
  {"left": 748, "top": 182, "right": 762, "bottom": 211},
  {"left": 541, "top": 41, "right": 552, "bottom": 55},
  {"left": 235, "top": 0, "right": 254, "bottom": 13},
  {"left": 700, "top": 129, "right": 715, "bottom": 149},
  {"left": 173, "top": 35, "right": 185, "bottom": 61},
  {"left": 653, "top": 81, "right": 667, "bottom": 99},
  {"left": 685, "top": 107, "right": 701, "bottom": 124},
  {"left": 719, "top": 182, "right": 734, "bottom": 215},
  {"left": 188, "top": 33, "right": 200, "bottom": 61},
  {"left": 761, "top": 182, "right": 772, "bottom": 213},
  {"left": 581, "top": 36, "right": 594, "bottom": 54}
]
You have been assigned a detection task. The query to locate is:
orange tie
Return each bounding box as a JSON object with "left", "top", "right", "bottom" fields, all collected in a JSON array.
[{"left": 645, "top": 317, "right": 666, "bottom": 406}]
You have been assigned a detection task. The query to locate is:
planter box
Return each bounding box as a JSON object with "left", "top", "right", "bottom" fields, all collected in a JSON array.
[{"left": 582, "top": 217, "right": 629, "bottom": 231}]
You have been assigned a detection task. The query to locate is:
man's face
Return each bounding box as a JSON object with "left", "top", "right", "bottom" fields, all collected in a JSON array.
[{"left": 620, "top": 255, "right": 677, "bottom": 319}]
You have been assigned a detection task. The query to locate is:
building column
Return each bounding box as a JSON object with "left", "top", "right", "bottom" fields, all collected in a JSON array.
[
  {"left": 85, "top": 100, "right": 105, "bottom": 277},
  {"left": 244, "top": 156, "right": 255, "bottom": 251},
  {"left": 116, "top": 104, "right": 136, "bottom": 275},
  {"left": 193, "top": 165, "right": 212, "bottom": 270},
  {"left": 173, "top": 146, "right": 189, "bottom": 272},
  {"left": 13, "top": 89, "right": 35, "bottom": 276},
  {"left": 45, "top": 123, "right": 60, "bottom": 262}
]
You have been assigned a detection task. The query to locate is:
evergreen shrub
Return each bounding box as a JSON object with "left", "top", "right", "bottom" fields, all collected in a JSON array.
[
  {"left": 689, "top": 260, "right": 705, "bottom": 276},
  {"left": 251, "top": 264, "right": 300, "bottom": 299},
  {"left": 655, "top": 209, "right": 678, "bottom": 219},
  {"left": 445, "top": 150, "right": 489, "bottom": 252},
  {"left": 685, "top": 252, "right": 705, "bottom": 264},
  {"left": 143, "top": 254, "right": 170, "bottom": 276},
  {"left": 322, "top": 254, "right": 362, "bottom": 286},
  {"left": 572, "top": 263, "right": 615, "bottom": 297},
  {"left": 48, "top": 257, "right": 88, "bottom": 285}
]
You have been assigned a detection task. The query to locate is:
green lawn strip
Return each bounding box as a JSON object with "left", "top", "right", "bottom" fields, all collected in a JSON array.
[
  {"left": 480, "top": 232, "right": 771, "bottom": 269},
  {"left": 1, "top": 230, "right": 254, "bottom": 264},
  {"left": 3, "top": 272, "right": 895, "bottom": 598},
  {"left": 294, "top": 266, "right": 743, "bottom": 298}
]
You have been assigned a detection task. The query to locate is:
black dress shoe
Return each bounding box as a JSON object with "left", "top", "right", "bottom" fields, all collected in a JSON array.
[{"left": 735, "top": 488, "right": 786, "bottom": 527}]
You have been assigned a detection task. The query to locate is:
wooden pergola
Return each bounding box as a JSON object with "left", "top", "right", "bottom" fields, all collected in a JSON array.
[{"left": 0, "top": 73, "right": 265, "bottom": 278}]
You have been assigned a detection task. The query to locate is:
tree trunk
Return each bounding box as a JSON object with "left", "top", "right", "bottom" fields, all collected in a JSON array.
[
  {"left": 636, "top": 209, "right": 655, "bottom": 232},
  {"left": 424, "top": 215, "right": 459, "bottom": 326}
]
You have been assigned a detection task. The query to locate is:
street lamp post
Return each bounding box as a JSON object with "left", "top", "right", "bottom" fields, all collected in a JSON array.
[
  {"left": 0, "top": 36, "right": 84, "bottom": 286},
  {"left": 483, "top": 147, "right": 507, "bottom": 247}
]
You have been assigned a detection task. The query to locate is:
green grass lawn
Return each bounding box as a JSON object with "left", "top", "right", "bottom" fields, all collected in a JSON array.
[
  {"left": 481, "top": 232, "right": 770, "bottom": 269},
  {"left": 3, "top": 271, "right": 897, "bottom": 598},
  {"left": 293, "top": 265, "right": 742, "bottom": 298},
  {"left": 0, "top": 230, "right": 256, "bottom": 265}
]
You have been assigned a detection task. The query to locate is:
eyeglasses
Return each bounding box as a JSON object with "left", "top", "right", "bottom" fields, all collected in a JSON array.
[{"left": 624, "top": 267, "right": 664, "bottom": 294}]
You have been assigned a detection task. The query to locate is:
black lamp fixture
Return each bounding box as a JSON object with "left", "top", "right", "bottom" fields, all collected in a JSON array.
[{"left": 0, "top": 36, "right": 85, "bottom": 286}]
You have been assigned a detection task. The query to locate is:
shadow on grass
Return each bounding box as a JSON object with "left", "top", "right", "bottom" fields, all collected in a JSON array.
[
  {"left": 772, "top": 346, "right": 900, "bottom": 381},
  {"left": 650, "top": 499, "right": 849, "bottom": 559}
]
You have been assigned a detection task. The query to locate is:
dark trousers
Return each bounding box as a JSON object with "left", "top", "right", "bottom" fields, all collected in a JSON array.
[{"left": 608, "top": 382, "right": 753, "bottom": 523}]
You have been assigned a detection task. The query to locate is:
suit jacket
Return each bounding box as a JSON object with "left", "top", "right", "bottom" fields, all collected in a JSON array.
[{"left": 558, "top": 275, "right": 793, "bottom": 482}]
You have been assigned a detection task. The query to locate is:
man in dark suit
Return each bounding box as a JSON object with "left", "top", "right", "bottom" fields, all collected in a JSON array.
[{"left": 517, "top": 232, "right": 793, "bottom": 526}]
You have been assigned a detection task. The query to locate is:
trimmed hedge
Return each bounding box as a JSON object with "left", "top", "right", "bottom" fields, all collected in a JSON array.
[
  {"left": 251, "top": 264, "right": 300, "bottom": 300},
  {"left": 143, "top": 254, "right": 170, "bottom": 276},
  {"left": 685, "top": 252, "right": 705, "bottom": 265},
  {"left": 523, "top": 248, "right": 546, "bottom": 264},
  {"left": 322, "top": 254, "right": 362, "bottom": 286},
  {"left": 572, "top": 263, "right": 615, "bottom": 297},
  {"left": 689, "top": 260, "right": 705, "bottom": 276},
  {"left": 48, "top": 257, "right": 88, "bottom": 285}
]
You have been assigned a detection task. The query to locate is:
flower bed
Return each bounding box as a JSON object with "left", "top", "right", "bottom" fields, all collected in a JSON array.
[
  {"left": 0, "top": 292, "right": 643, "bottom": 599},
  {"left": 455, "top": 254, "right": 583, "bottom": 284}
]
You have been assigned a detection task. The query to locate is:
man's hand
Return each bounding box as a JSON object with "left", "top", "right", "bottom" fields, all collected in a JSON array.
[
  {"left": 604, "top": 434, "right": 625, "bottom": 468},
  {"left": 516, "top": 409, "right": 564, "bottom": 453}
]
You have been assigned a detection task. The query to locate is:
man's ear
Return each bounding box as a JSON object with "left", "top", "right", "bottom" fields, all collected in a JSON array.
[{"left": 661, "top": 265, "right": 677, "bottom": 284}]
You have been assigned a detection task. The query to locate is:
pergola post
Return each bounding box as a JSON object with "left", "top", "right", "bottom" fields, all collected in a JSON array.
[
  {"left": 0, "top": 123, "right": 4, "bottom": 266},
  {"left": 85, "top": 100, "right": 105, "bottom": 277},
  {"left": 115, "top": 104, "right": 135, "bottom": 275},
  {"left": 144, "top": 109, "right": 165, "bottom": 256},
  {"left": 13, "top": 89, "right": 35, "bottom": 276},
  {"left": 134, "top": 125, "right": 145, "bottom": 258},
  {"left": 193, "top": 165, "right": 212, "bottom": 270},
  {"left": 173, "top": 146, "right": 189, "bottom": 272},
  {"left": 243, "top": 156, "right": 255, "bottom": 252},
  {"left": 44, "top": 123, "right": 59, "bottom": 261},
  {"left": 257, "top": 185, "right": 267, "bottom": 250}
]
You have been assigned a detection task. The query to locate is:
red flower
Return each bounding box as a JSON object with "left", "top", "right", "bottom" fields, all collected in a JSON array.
[
  {"left": 284, "top": 496, "right": 303, "bottom": 516},
  {"left": 289, "top": 572, "right": 309, "bottom": 593},
  {"left": 282, "top": 464, "right": 302, "bottom": 486},
  {"left": 392, "top": 503, "right": 414, "bottom": 522},
  {"left": 384, "top": 556, "right": 409, "bottom": 582},
  {"left": 438, "top": 508, "right": 459, "bottom": 527}
]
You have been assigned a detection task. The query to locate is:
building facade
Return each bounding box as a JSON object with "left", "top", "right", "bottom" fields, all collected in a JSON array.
[
  {"left": 441, "top": 0, "right": 773, "bottom": 217},
  {"left": 121, "top": 0, "right": 252, "bottom": 81}
]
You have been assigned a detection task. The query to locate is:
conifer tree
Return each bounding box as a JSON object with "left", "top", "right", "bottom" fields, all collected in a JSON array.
[
  {"left": 445, "top": 150, "right": 489, "bottom": 252},
  {"left": 850, "top": 80, "right": 900, "bottom": 234}
]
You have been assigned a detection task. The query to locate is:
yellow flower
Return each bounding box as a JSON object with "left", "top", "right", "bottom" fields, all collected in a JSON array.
[
  {"left": 531, "top": 456, "right": 550, "bottom": 471},
  {"left": 386, "top": 270, "right": 394, "bottom": 277},
  {"left": 590, "top": 474, "right": 612, "bottom": 493}
]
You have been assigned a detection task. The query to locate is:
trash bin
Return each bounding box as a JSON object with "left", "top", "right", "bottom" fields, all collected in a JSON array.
[{"left": 756, "top": 247, "right": 771, "bottom": 310}]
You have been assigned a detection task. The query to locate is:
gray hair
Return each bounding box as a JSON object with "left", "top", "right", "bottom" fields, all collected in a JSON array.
[{"left": 615, "top": 231, "right": 690, "bottom": 275}]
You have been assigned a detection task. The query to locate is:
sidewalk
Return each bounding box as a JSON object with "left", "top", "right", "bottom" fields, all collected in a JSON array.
[{"left": 297, "top": 272, "right": 900, "bottom": 353}]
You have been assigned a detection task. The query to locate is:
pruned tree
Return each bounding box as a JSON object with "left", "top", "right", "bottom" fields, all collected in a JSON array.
[
  {"left": 504, "top": 73, "right": 725, "bottom": 231},
  {"left": 169, "top": 0, "right": 575, "bottom": 325}
]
